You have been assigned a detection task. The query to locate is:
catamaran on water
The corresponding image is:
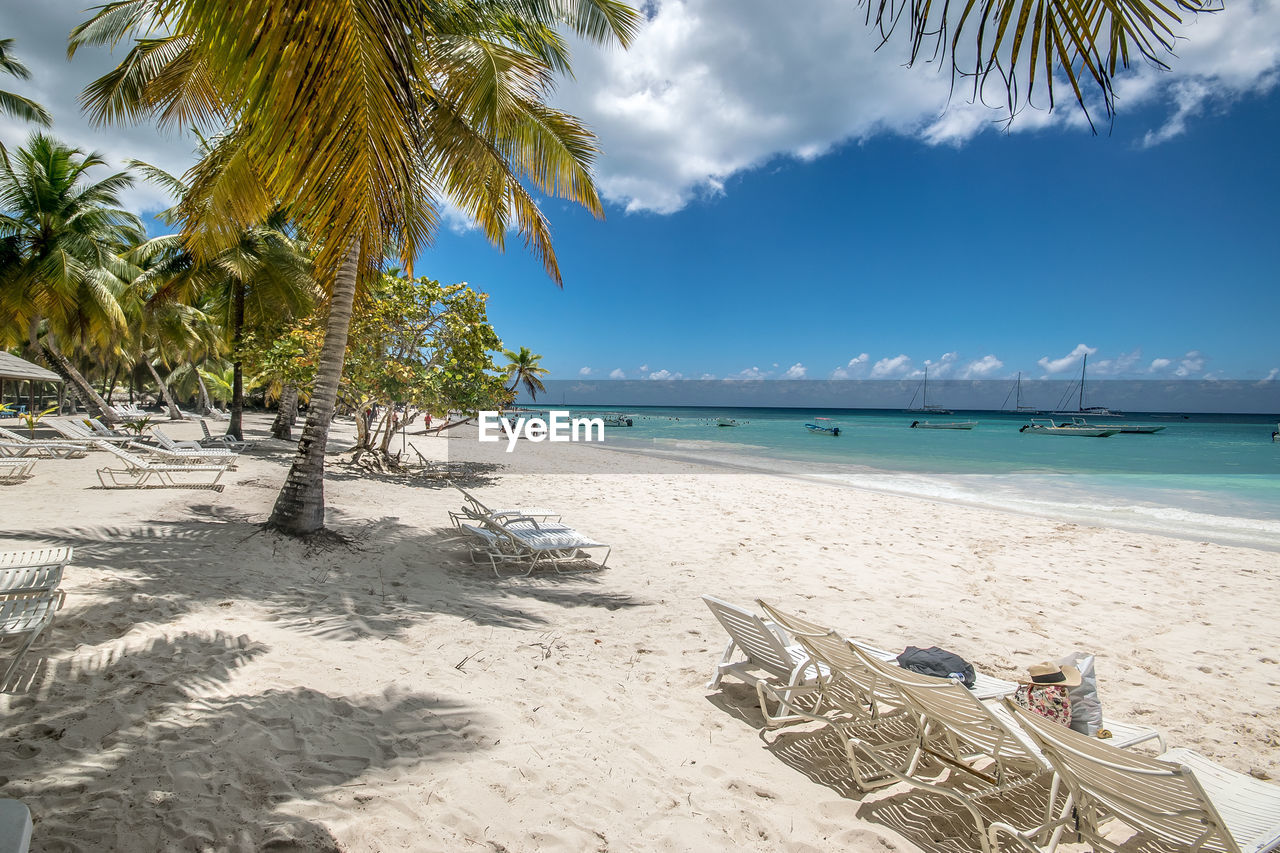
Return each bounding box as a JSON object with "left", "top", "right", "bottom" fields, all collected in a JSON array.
[{"left": 1020, "top": 419, "right": 1119, "bottom": 437}]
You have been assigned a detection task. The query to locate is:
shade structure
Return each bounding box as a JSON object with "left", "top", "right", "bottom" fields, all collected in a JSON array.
[{"left": 0, "top": 352, "right": 61, "bottom": 384}]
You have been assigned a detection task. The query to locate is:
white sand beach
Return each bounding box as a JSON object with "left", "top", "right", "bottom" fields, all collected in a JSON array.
[{"left": 2, "top": 414, "right": 1278, "bottom": 852}]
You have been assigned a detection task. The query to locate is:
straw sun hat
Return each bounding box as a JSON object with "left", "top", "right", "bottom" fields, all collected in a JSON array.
[{"left": 1022, "top": 662, "right": 1082, "bottom": 688}]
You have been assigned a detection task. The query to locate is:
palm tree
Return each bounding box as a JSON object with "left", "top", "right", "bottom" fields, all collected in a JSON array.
[
  {"left": 0, "top": 38, "right": 51, "bottom": 126},
  {"left": 74, "top": 0, "right": 639, "bottom": 535},
  {"left": 0, "top": 133, "right": 144, "bottom": 423},
  {"left": 502, "top": 347, "right": 549, "bottom": 403},
  {"left": 128, "top": 197, "right": 314, "bottom": 440}
]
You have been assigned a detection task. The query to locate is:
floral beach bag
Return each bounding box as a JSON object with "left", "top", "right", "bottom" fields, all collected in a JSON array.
[{"left": 1013, "top": 683, "right": 1073, "bottom": 726}]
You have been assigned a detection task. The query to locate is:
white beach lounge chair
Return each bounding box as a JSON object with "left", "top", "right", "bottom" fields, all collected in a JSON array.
[
  {"left": 1, "top": 552, "right": 68, "bottom": 687},
  {"left": 994, "top": 700, "right": 1280, "bottom": 853},
  {"left": 0, "top": 459, "right": 36, "bottom": 483},
  {"left": 148, "top": 428, "right": 238, "bottom": 464},
  {"left": 448, "top": 484, "right": 561, "bottom": 529},
  {"left": 702, "top": 595, "right": 835, "bottom": 726},
  {"left": 93, "top": 441, "right": 228, "bottom": 488},
  {"left": 47, "top": 419, "right": 132, "bottom": 445},
  {"left": 87, "top": 417, "right": 133, "bottom": 439},
  {"left": 844, "top": 644, "right": 1164, "bottom": 852},
  {"left": 199, "top": 419, "right": 248, "bottom": 450},
  {"left": 0, "top": 426, "right": 89, "bottom": 459},
  {"left": 756, "top": 600, "right": 1020, "bottom": 702},
  {"left": 0, "top": 798, "right": 32, "bottom": 853},
  {"left": 460, "top": 517, "right": 608, "bottom": 576}
]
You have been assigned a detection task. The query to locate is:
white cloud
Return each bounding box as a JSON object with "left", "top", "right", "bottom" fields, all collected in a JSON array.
[
  {"left": 1148, "top": 358, "right": 1173, "bottom": 372},
  {"left": 548, "top": 0, "right": 1280, "bottom": 214},
  {"left": 647, "top": 368, "right": 683, "bottom": 380},
  {"left": 578, "top": 366, "right": 593, "bottom": 376},
  {"left": 870, "top": 354, "right": 913, "bottom": 378},
  {"left": 782, "top": 362, "right": 807, "bottom": 379},
  {"left": 8, "top": 0, "right": 1278, "bottom": 225},
  {"left": 924, "top": 351, "right": 959, "bottom": 377},
  {"left": 831, "top": 353, "right": 870, "bottom": 379},
  {"left": 638, "top": 363, "right": 649, "bottom": 372},
  {"left": 1037, "top": 344, "right": 1097, "bottom": 376},
  {"left": 609, "top": 368, "right": 626, "bottom": 379},
  {"left": 960, "top": 355, "right": 1004, "bottom": 378},
  {"left": 698, "top": 372, "right": 718, "bottom": 380},
  {"left": 1090, "top": 349, "right": 1143, "bottom": 376},
  {"left": 734, "top": 366, "right": 770, "bottom": 379},
  {"left": 1261, "top": 367, "right": 1279, "bottom": 383},
  {"left": 1175, "top": 350, "right": 1206, "bottom": 377}
]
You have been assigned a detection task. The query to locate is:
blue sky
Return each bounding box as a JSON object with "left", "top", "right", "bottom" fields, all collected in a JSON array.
[
  {"left": 4, "top": 1, "right": 1278, "bottom": 384},
  {"left": 427, "top": 85, "right": 1280, "bottom": 383}
]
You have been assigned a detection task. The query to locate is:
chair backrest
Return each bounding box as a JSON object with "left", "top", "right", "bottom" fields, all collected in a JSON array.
[
  {"left": 758, "top": 600, "right": 904, "bottom": 712},
  {"left": 94, "top": 440, "right": 149, "bottom": 468},
  {"left": 151, "top": 428, "right": 178, "bottom": 450},
  {"left": 851, "top": 644, "right": 1042, "bottom": 770},
  {"left": 0, "top": 547, "right": 72, "bottom": 572},
  {"left": 1, "top": 564, "right": 65, "bottom": 595},
  {"left": 200, "top": 420, "right": 213, "bottom": 439},
  {"left": 0, "top": 426, "right": 29, "bottom": 443},
  {"left": 0, "top": 590, "right": 62, "bottom": 636},
  {"left": 1005, "top": 700, "right": 1239, "bottom": 852},
  {"left": 88, "top": 418, "right": 117, "bottom": 436},
  {"left": 49, "top": 419, "right": 92, "bottom": 439},
  {"left": 702, "top": 595, "right": 797, "bottom": 681}
]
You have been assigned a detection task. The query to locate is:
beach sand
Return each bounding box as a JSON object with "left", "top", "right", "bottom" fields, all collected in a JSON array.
[{"left": 1, "top": 413, "right": 1277, "bottom": 851}]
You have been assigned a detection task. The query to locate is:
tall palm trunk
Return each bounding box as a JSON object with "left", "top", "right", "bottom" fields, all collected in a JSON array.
[
  {"left": 143, "top": 359, "right": 183, "bottom": 420},
  {"left": 195, "top": 368, "right": 213, "bottom": 415},
  {"left": 270, "top": 383, "right": 299, "bottom": 441},
  {"left": 38, "top": 341, "right": 119, "bottom": 424},
  {"left": 229, "top": 281, "right": 247, "bottom": 441},
  {"left": 268, "top": 242, "right": 360, "bottom": 535}
]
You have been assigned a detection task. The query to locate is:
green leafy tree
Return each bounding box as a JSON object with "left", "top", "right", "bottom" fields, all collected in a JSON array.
[{"left": 74, "top": 0, "right": 640, "bottom": 535}]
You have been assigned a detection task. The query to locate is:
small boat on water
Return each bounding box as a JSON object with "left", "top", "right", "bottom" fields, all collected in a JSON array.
[
  {"left": 1020, "top": 419, "right": 1118, "bottom": 437},
  {"left": 805, "top": 421, "right": 841, "bottom": 436},
  {"left": 716, "top": 417, "right": 740, "bottom": 427},
  {"left": 601, "top": 414, "right": 634, "bottom": 427},
  {"left": 910, "top": 420, "right": 977, "bottom": 430},
  {"left": 1069, "top": 417, "right": 1164, "bottom": 434},
  {"left": 904, "top": 366, "right": 953, "bottom": 415},
  {"left": 1051, "top": 353, "right": 1122, "bottom": 418}
]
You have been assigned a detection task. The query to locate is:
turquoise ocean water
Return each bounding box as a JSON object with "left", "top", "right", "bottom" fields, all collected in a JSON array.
[{"left": 543, "top": 406, "right": 1280, "bottom": 551}]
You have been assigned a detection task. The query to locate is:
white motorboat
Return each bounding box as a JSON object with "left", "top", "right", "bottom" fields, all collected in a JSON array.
[
  {"left": 716, "top": 417, "right": 739, "bottom": 427},
  {"left": 1070, "top": 417, "right": 1164, "bottom": 434},
  {"left": 909, "top": 420, "right": 977, "bottom": 430},
  {"left": 1020, "top": 419, "right": 1118, "bottom": 437}
]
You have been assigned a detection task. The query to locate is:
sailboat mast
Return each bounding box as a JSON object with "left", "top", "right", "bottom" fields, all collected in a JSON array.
[{"left": 1079, "top": 354, "right": 1087, "bottom": 412}]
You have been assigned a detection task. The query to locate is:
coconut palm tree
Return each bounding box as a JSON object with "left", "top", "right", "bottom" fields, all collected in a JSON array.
[
  {"left": 502, "top": 347, "right": 549, "bottom": 403},
  {"left": 0, "top": 38, "right": 51, "bottom": 126},
  {"left": 74, "top": 0, "right": 639, "bottom": 534},
  {"left": 0, "top": 133, "right": 144, "bottom": 423}
]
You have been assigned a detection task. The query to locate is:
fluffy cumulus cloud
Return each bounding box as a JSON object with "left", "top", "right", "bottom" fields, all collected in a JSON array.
[
  {"left": 923, "top": 351, "right": 959, "bottom": 377},
  {"left": 1037, "top": 344, "right": 1097, "bottom": 376},
  {"left": 578, "top": 366, "right": 593, "bottom": 376},
  {"left": 647, "top": 368, "right": 683, "bottom": 380},
  {"left": 1175, "top": 350, "right": 1206, "bottom": 377},
  {"left": 1262, "top": 367, "right": 1280, "bottom": 383},
  {"left": 608, "top": 368, "right": 626, "bottom": 379},
  {"left": 548, "top": 0, "right": 1280, "bottom": 214},
  {"left": 830, "top": 353, "right": 870, "bottom": 379},
  {"left": 7, "top": 1, "right": 1277, "bottom": 220},
  {"left": 1148, "top": 358, "right": 1173, "bottom": 372},
  {"left": 960, "top": 355, "right": 1005, "bottom": 378},
  {"left": 1090, "top": 349, "right": 1144, "bottom": 376},
  {"left": 732, "top": 366, "right": 770, "bottom": 379},
  {"left": 782, "top": 362, "right": 807, "bottom": 379},
  {"left": 870, "top": 354, "right": 913, "bottom": 379}
]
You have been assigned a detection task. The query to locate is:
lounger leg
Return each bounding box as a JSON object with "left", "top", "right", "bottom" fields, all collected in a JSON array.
[
  {"left": 2, "top": 624, "right": 48, "bottom": 687},
  {"left": 708, "top": 640, "right": 738, "bottom": 688}
]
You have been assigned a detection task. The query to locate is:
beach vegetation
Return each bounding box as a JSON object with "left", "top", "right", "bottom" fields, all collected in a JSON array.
[
  {"left": 0, "top": 133, "right": 145, "bottom": 424},
  {"left": 501, "top": 346, "right": 550, "bottom": 403},
  {"left": 73, "top": 0, "right": 639, "bottom": 535}
]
